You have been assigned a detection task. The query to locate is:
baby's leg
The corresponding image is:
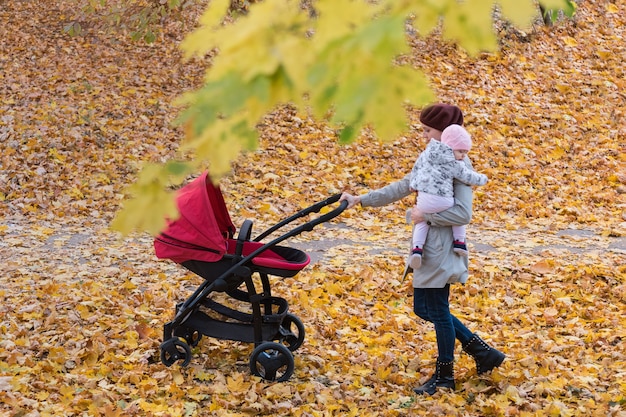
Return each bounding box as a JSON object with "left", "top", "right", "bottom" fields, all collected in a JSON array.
[
  {"left": 408, "top": 193, "right": 454, "bottom": 270},
  {"left": 452, "top": 225, "right": 466, "bottom": 242},
  {"left": 408, "top": 221, "right": 430, "bottom": 270},
  {"left": 413, "top": 221, "right": 430, "bottom": 249},
  {"left": 452, "top": 225, "right": 468, "bottom": 256}
]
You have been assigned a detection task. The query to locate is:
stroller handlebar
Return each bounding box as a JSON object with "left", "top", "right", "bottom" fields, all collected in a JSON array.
[
  {"left": 254, "top": 193, "right": 347, "bottom": 242},
  {"left": 305, "top": 194, "right": 348, "bottom": 229}
]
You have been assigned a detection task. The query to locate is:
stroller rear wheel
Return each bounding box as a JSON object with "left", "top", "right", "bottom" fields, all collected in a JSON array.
[
  {"left": 278, "top": 313, "right": 305, "bottom": 352},
  {"left": 160, "top": 338, "right": 192, "bottom": 367},
  {"left": 249, "top": 342, "right": 295, "bottom": 382}
]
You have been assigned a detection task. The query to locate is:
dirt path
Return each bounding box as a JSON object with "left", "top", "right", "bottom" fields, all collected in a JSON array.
[
  {"left": 0, "top": 213, "right": 626, "bottom": 263},
  {"left": 3, "top": 214, "right": 622, "bottom": 278},
  {"left": 291, "top": 222, "right": 626, "bottom": 265}
]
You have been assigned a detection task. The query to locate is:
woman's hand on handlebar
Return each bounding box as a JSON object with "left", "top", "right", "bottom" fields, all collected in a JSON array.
[{"left": 339, "top": 192, "right": 361, "bottom": 209}]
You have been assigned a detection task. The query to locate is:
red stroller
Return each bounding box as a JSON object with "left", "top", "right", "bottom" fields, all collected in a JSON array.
[{"left": 154, "top": 172, "right": 346, "bottom": 381}]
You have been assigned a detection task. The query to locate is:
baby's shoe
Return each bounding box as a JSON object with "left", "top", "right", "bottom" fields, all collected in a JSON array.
[
  {"left": 409, "top": 247, "right": 423, "bottom": 270},
  {"left": 453, "top": 240, "right": 468, "bottom": 256}
]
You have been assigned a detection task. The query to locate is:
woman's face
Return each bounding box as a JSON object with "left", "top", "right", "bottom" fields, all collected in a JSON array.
[{"left": 422, "top": 124, "right": 443, "bottom": 141}]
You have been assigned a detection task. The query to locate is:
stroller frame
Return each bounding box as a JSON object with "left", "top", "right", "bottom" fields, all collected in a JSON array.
[{"left": 158, "top": 181, "right": 346, "bottom": 381}]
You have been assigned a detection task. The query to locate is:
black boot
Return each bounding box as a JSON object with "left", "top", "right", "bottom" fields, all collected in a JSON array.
[
  {"left": 413, "top": 361, "right": 455, "bottom": 395},
  {"left": 462, "top": 334, "right": 505, "bottom": 374}
]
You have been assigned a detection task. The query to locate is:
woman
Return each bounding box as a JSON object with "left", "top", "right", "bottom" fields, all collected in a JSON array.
[{"left": 339, "top": 103, "right": 505, "bottom": 395}]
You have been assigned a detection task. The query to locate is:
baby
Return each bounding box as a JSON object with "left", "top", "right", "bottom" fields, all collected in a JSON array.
[{"left": 408, "top": 124, "right": 487, "bottom": 270}]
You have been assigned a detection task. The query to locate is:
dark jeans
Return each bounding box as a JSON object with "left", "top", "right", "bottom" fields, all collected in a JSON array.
[{"left": 413, "top": 285, "right": 474, "bottom": 363}]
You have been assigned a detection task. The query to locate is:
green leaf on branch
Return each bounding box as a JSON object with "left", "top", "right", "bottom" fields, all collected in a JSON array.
[
  {"left": 180, "top": 114, "right": 253, "bottom": 178},
  {"left": 498, "top": 0, "right": 539, "bottom": 28},
  {"left": 111, "top": 162, "right": 194, "bottom": 235},
  {"left": 539, "top": 0, "right": 577, "bottom": 17},
  {"left": 111, "top": 0, "right": 578, "bottom": 235},
  {"left": 363, "top": 66, "right": 434, "bottom": 140},
  {"left": 442, "top": 0, "right": 498, "bottom": 55},
  {"left": 314, "top": 0, "right": 382, "bottom": 46}
]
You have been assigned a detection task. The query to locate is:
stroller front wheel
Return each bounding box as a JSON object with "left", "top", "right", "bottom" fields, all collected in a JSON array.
[
  {"left": 160, "top": 338, "right": 192, "bottom": 367},
  {"left": 174, "top": 326, "right": 203, "bottom": 348},
  {"left": 249, "top": 342, "right": 295, "bottom": 382}
]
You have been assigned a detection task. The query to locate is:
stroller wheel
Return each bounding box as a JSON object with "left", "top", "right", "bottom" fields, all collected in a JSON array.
[
  {"left": 249, "top": 342, "right": 295, "bottom": 382},
  {"left": 174, "top": 327, "right": 203, "bottom": 348},
  {"left": 160, "top": 338, "right": 192, "bottom": 367},
  {"left": 279, "top": 313, "right": 305, "bottom": 352}
]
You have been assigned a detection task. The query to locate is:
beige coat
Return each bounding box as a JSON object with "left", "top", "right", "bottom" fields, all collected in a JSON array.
[{"left": 359, "top": 167, "right": 473, "bottom": 289}]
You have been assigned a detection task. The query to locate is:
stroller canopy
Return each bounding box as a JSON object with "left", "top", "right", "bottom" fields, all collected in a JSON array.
[{"left": 154, "top": 172, "right": 236, "bottom": 263}]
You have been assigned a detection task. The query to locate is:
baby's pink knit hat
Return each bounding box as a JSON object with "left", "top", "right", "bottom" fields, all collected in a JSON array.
[{"left": 441, "top": 124, "right": 472, "bottom": 151}]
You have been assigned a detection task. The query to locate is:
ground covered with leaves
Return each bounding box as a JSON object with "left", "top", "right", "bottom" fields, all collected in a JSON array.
[{"left": 1, "top": 0, "right": 625, "bottom": 416}]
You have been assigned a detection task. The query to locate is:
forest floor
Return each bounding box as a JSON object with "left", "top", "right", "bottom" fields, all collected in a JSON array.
[{"left": 1, "top": 0, "right": 625, "bottom": 416}]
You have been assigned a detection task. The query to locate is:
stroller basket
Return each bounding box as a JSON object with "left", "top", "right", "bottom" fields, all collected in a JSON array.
[{"left": 155, "top": 172, "right": 346, "bottom": 381}]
